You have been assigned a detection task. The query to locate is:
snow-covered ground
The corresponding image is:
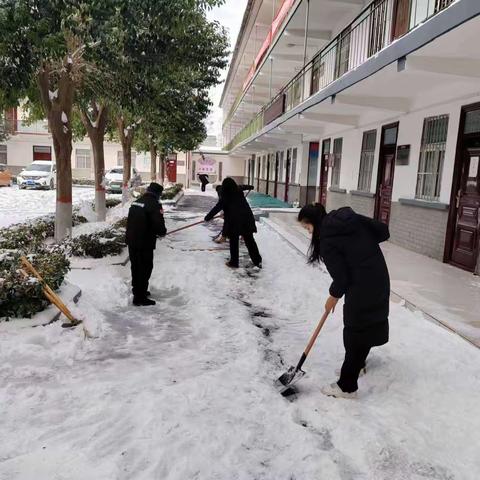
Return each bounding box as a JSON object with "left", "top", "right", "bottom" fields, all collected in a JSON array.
[
  {"left": 1, "top": 194, "right": 479, "bottom": 479},
  {"left": 0, "top": 186, "right": 99, "bottom": 228}
]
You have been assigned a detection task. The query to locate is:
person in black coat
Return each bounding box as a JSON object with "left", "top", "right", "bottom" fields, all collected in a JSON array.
[
  {"left": 126, "top": 182, "right": 167, "bottom": 306},
  {"left": 198, "top": 173, "right": 209, "bottom": 192},
  {"left": 205, "top": 177, "right": 261, "bottom": 268},
  {"left": 298, "top": 203, "right": 390, "bottom": 398}
]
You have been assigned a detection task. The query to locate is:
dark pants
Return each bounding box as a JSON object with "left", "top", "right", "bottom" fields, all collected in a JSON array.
[
  {"left": 337, "top": 342, "right": 371, "bottom": 393},
  {"left": 128, "top": 247, "right": 154, "bottom": 299},
  {"left": 229, "top": 232, "right": 262, "bottom": 267},
  {"left": 199, "top": 177, "right": 208, "bottom": 192}
]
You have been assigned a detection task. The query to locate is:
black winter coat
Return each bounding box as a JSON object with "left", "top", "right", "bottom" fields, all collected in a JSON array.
[
  {"left": 320, "top": 207, "right": 390, "bottom": 347},
  {"left": 205, "top": 186, "right": 256, "bottom": 237},
  {"left": 126, "top": 192, "right": 167, "bottom": 250}
]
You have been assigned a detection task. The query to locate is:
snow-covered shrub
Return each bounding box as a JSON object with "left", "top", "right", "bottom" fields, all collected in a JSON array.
[
  {"left": 0, "top": 214, "right": 87, "bottom": 252},
  {"left": 73, "top": 178, "right": 95, "bottom": 186},
  {"left": 162, "top": 184, "right": 183, "bottom": 200},
  {"left": 106, "top": 198, "right": 122, "bottom": 209},
  {"left": 0, "top": 247, "right": 70, "bottom": 319},
  {"left": 68, "top": 228, "right": 125, "bottom": 259},
  {"left": 113, "top": 217, "right": 128, "bottom": 229}
]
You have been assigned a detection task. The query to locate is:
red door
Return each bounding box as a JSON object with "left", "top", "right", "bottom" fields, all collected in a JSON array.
[
  {"left": 450, "top": 148, "right": 480, "bottom": 271},
  {"left": 319, "top": 139, "right": 331, "bottom": 206},
  {"left": 392, "top": 0, "right": 411, "bottom": 40},
  {"left": 375, "top": 123, "right": 399, "bottom": 224},
  {"left": 166, "top": 156, "right": 177, "bottom": 183},
  {"left": 284, "top": 149, "right": 291, "bottom": 203}
]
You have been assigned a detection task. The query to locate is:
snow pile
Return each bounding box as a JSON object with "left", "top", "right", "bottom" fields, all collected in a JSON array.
[{"left": 0, "top": 206, "right": 479, "bottom": 479}]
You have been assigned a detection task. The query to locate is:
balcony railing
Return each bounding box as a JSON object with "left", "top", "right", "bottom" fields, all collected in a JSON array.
[{"left": 225, "top": 0, "right": 455, "bottom": 152}]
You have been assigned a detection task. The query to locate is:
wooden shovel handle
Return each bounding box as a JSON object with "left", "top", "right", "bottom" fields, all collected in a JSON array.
[
  {"left": 304, "top": 310, "right": 329, "bottom": 357},
  {"left": 20, "top": 256, "right": 78, "bottom": 324},
  {"left": 166, "top": 215, "right": 220, "bottom": 236}
]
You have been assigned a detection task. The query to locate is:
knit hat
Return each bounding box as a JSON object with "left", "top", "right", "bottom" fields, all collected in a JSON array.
[{"left": 146, "top": 182, "right": 164, "bottom": 199}]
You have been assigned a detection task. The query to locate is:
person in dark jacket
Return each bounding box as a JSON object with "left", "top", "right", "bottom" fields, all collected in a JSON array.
[
  {"left": 205, "top": 178, "right": 261, "bottom": 269},
  {"left": 198, "top": 173, "right": 209, "bottom": 192},
  {"left": 298, "top": 203, "right": 390, "bottom": 398},
  {"left": 126, "top": 182, "right": 167, "bottom": 306}
]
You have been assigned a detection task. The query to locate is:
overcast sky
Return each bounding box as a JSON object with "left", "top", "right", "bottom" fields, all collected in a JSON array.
[{"left": 206, "top": 0, "right": 248, "bottom": 139}]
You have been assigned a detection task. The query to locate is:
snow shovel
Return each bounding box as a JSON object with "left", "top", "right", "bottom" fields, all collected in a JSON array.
[
  {"left": 20, "top": 256, "right": 93, "bottom": 338},
  {"left": 275, "top": 310, "right": 329, "bottom": 395}
]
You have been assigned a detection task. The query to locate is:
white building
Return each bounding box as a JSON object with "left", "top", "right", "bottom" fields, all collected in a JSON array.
[{"left": 220, "top": 0, "right": 480, "bottom": 274}]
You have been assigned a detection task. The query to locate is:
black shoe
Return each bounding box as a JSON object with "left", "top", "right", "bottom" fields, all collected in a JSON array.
[
  {"left": 133, "top": 297, "right": 156, "bottom": 306},
  {"left": 225, "top": 261, "right": 239, "bottom": 269}
]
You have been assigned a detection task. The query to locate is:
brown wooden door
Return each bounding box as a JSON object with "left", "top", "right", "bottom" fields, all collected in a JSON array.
[
  {"left": 450, "top": 149, "right": 480, "bottom": 271},
  {"left": 284, "top": 149, "right": 291, "bottom": 203},
  {"left": 319, "top": 139, "right": 331, "bottom": 206},
  {"left": 392, "top": 0, "right": 410, "bottom": 41},
  {"left": 375, "top": 123, "right": 399, "bottom": 224}
]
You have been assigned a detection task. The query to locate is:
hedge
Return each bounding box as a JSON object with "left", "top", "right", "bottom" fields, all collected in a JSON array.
[
  {"left": 0, "top": 214, "right": 87, "bottom": 251},
  {"left": 0, "top": 247, "right": 70, "bottom": 319},
  {"left": 162, "top": 184, "right": 183, "bottom": 200}
]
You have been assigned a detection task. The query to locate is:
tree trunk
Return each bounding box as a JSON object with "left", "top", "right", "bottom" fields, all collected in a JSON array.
[
  {"left": 159, "top": 153, "right": 165, "bottom": 186},
  {"left": 117, "top": 116, "right": 134, "bottom": 204},
  {"left": 52, "top": 132, "right": 73, "bottom": 241},
  {"left": 38, "top": 65, "right": 74, "bottom": 241},
  {"left": 150, "top": 141, "right": 157, "bottom": 181},
  {"left": 81, "top": 105, "right": 108, "bottom": 221}
]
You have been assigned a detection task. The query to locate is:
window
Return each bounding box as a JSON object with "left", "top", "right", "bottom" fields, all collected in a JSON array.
[
  {"left": 33, "top": 145, "right": 51, "bottom": 161},
  {"left": 331, "top": 138, "right": 343, "bottom": 188},
  {"left": 191, "top": 160, "right": 196, "bottom": 180},
  {"left": 117, "top": 151, "right": 123, "bottom": 166},
  {"left": 75, "top": 149, "right": 91, "bottom": 169},
  {"left": 0, "top": 145, "right": 6, "bottom": 164},
  {"left": 415, "top": 115, "right": 449, "bottom": 201},
  {"left": 262, "top": 155, "right": 266, "bottom": 179},
  {"left": 219, "top": 162, "right": 223, "bottom": 181},
  {"left": 290, "top": 148, "right": 297, "bottom": 183},
  {"left": 358, "top": 130, "right": 377, "bottom": 192}
]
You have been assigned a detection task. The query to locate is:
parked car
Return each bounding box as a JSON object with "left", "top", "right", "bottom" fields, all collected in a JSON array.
[
  {"left": 105, "top": 167, "right": 142, "bottom": 193},
  {"left": 0, "top": 164, "right": 12, "bottom": 187},
  {"left": 17, "top": 161, "right": 56, "bottom": 190}
]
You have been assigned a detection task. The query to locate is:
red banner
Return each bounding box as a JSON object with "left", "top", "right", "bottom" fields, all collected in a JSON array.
[
  {"left": 241, "top": 0, "right": 295, "bottom": 94},
  {"left": 272, "top": 0, "right": 295, "bottom": 39}
]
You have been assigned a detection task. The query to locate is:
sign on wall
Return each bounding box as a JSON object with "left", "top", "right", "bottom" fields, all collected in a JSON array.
[
  {"left": 196, "top": 154, "right": 217, "bottom": 174},
  {"left": 396, "top": 145, "right": 410, "bottom": 165}
]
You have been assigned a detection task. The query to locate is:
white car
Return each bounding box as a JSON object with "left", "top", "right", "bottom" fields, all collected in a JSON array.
[
  {"left": 105, "top": 167, "right": 142, "bottom": 193},
  {"left": 17, "top": 161, "right": 56, "bottom": 190}
]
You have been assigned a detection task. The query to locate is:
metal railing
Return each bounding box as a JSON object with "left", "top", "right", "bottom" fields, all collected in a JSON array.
[{"left": 225, "top": 0, "right": 455, "bottom": 152}]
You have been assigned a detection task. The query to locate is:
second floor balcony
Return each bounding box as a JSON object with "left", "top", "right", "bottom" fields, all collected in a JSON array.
[{"left": 224, "top": 0, "right": 458, "bottom": 152}]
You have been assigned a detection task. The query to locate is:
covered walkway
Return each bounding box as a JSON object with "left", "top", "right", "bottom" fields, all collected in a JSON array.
[{"left": 263, "top": 211, "right": 480, "bottom": 348}]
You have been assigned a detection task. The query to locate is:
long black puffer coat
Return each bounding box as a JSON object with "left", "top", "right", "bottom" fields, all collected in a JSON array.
[
  {"left": 205, "top": 179, "right": 256, "bottom": 237},
  {"left": 319, "top": 207, "right": 390, "bottom": 347}
]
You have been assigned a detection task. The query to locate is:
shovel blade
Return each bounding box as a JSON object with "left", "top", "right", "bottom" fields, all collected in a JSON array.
[{"left": 275, "top": 366, "right": 306, "bottom": 393}]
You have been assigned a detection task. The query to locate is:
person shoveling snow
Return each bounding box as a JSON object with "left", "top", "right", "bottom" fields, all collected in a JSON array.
[{"left": 278, "top": 203, "right": 390, "bottom": 399}]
